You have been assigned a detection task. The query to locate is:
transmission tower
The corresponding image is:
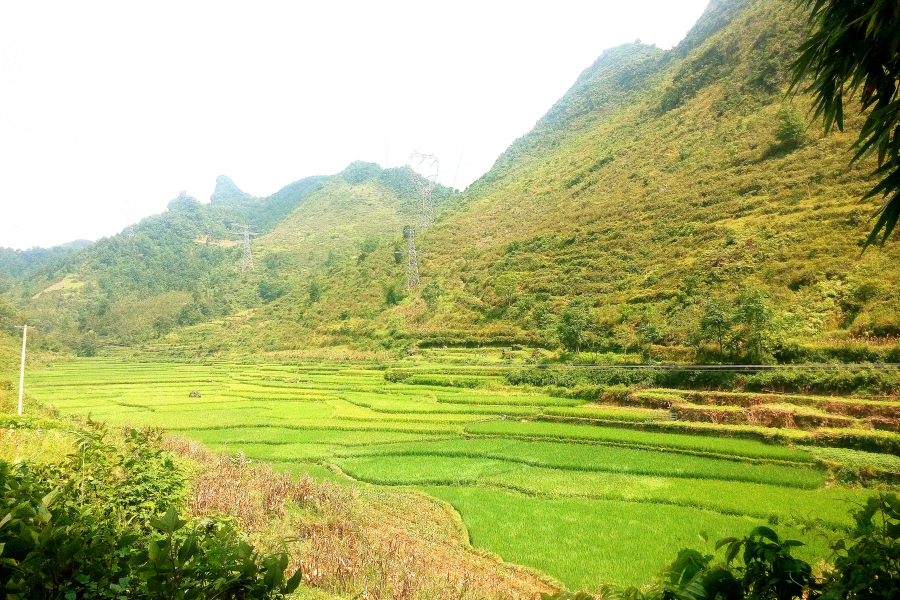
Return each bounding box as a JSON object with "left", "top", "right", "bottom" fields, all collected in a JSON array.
[
  {"left": 122, "top": 207, "right": 139, "bottom": 238},
  {"left": 396, "top": 227, "right": 424, "bottom": 290},
  {"left": 232, "top": 223, "right": 257, "bottom": 272},
  {"left": 408, "top": 152, "right": 439, "bottom": 229}
]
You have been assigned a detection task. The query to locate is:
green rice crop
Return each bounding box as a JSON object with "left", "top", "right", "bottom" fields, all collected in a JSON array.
[
  {"left": 335, "top": 439, "right": 826, "bottom": 488},
  {"left": 178, "top": 427, "right": 450, "bottom": 447},
  {"left": 20, "top": 357, "right": 886, "bottom": 593},
  {"left": 479, "top": 467, "right": 861, "bottom": 527},
  {"left": 811, "top": 446, "right": 900, "bottom": 472},
  {"left": 219, "top": 442, "right": 336, "bottom": 462},
  {"left": 174, "top": 419, "right": 461, "bottom": 435},
  {"left": 338, "top": 455, "right": 512, "bottom": 485},
  {"left": 424, "top": 487, "right": 832, "bottom": 590},
  {"left": 466, "top": 420, "right": 815, "bottom": 462},
  {"left": 342, "top": 392, "right": 539, "bottom": 416},
  {"left": 326, "top": 399, "right": 474, "bottom": 423},
  {"left": 336, "top": 454, "right": 859, "bottom": 527},
  {"left": 433, "top": 392, "right": 583, "bottom": 407}
]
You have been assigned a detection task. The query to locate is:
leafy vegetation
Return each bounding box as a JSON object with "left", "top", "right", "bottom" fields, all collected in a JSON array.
[
  {"left": 0, "top": 422, "right": 301, "bottom": 599},
  {"left": 790, "top": 0, "right": 900, "bottom": 246},
  {"left": 507, "top": 363, "right": 900, "bottom": 396}
]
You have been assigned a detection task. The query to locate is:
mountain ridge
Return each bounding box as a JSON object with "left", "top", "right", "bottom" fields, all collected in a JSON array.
[
  {"left": 210, "top": 175, "right": 255, "bottom": 205},
  {"left": 3, "top": 0, "right": 900, "bottom": 360}
]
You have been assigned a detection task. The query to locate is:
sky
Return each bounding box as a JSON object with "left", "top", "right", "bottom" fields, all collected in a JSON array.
[{"left": 0, "top": 0, "right": 710, "bottom": 250}]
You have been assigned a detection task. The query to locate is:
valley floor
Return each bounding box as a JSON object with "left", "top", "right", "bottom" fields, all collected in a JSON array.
[{"left": 17, "top": 351, "right": 900, "bottom": 592}]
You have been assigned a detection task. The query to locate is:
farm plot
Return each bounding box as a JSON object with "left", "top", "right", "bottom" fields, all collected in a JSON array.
[
  {"left": 425, "top": 487, "right": 830, "bottom": 592},
  {"left": 465, "top": 420, "right": 816, "bottom": 462},
  {"left": 20, "top": 356, "right": 890, "bottom": 590},
  {"left": 334, "top": 454, "right": 859, "bottom": 527},
  {"left": 335, "top": 439, "right": 827, "bottom": 487}
]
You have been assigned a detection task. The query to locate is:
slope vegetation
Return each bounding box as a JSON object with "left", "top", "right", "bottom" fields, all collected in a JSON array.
[
  {"left": 156, "top": 0, "right": 900, "bottom": 359},
  {"left": 4, "top": 0, "right": 899, "bottom": 361},
  {"left": 2, "top": 163, "right": 452, "bottom": 353}
]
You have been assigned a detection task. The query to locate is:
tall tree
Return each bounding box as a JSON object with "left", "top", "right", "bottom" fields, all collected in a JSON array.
[
  {"left": 557, "top": 297, "right": 591, "bottom": 354},
  {"left": 732, "top": 289, "right": 781, "bottom": 362},
  {"left": 699, "top": 297, "right": 732, "bottom": 356},
  {"left": 790, "top": 0, "right": 900, "bottom": 246}
]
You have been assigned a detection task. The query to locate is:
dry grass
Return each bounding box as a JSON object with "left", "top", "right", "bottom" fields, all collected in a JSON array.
[
  {"left": 672, "top": 403, "right": 858, "bottom": 430},
  {"left": 162, "top": 435, "right": 555, "bottom": 600},
  {"left": 869, "top": 416, "right": 900, "bottom": 433},
  {"left": 260, "top": 348, "right": 397, "bottom": 362}
]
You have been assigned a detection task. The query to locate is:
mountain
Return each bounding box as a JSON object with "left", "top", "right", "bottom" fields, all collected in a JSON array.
[
  {"left": 0, "top": 240, "right": 94, "bottom": 281},
  {"left": 0, "top": 162, "right": 452, "bottom": 351},
  {"left": 411, "top": 0, "right": 899, "bottom": 355},
  {"left": 3, "top": 0, "right": 899, "bottom": 360},
  {"left": 52, "top": 240, "right": 94, "bottom": 251},
  {"left": 210, "top": 175, "right": 255, "bottom": 205}
]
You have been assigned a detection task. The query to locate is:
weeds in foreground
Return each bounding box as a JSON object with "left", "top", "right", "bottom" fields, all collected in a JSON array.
[{"left": 163, "top": 435, "right": 555, "bottom": 599}]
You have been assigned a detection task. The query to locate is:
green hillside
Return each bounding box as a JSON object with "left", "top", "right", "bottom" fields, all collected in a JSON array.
[
  {"left": 0, "top": 163, "right": 453, "bottom": 353},
  {"left": 152, "top": 0, "right": 899, "bottom": 360},
  {"left": 422, "top": 0, "right": 896, "bottom": 354},
  {"left": 3, "top": 0, "right": 899, "bottom": 361}
]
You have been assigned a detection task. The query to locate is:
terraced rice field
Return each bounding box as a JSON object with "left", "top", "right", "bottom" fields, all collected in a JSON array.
[{"left": 23, "top": 356, "right": 898, "bottom": 590}]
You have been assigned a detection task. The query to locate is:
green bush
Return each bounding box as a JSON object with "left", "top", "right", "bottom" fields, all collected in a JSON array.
[
  {"left": 774, "top": 106, "right": 807, "bottom": 149},
  {"left": 0, "top": 423, "right": 302, "bottom": 599},
  {"left": 821, "top": 494, "right": 900, "bottom": 599},
  {"left": 506, "top": 365, "right": 900, "bottom": 396}
]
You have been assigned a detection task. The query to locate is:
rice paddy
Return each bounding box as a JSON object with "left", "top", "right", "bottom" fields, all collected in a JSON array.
[{"left": 21, "top": 355, "right": 898, "bottom": 590}]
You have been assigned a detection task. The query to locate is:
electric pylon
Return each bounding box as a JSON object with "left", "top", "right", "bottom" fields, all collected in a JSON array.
[
  {"left": 396, "top": 226, "right": 424, "bottom": 290},
  {"left": 122, "top": 207, "right": 139, "bottom": 238},
  {"left": 232, "top": 223, "right": 257, "bottom": 272},
  {"left": 408, "top": 152, "right": 439, "bottom": 229}
]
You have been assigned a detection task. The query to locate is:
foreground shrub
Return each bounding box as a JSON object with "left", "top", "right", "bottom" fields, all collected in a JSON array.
[
  {"left": 0, "top": 453, "right": 301, "bottom": 599},
  {"left": 820, "top": 494, "right": 900, "bottom": 600}
]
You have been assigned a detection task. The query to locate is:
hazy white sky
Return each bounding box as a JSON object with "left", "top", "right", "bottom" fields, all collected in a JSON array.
[{"left": 0, "top": 0, "right": 709, "bottom": 250}]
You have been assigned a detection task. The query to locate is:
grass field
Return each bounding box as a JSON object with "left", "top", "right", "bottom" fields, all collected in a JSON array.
[
  {"left": 19, "top": 355, "right": 897, "bottom": 590},
  {"left": 423, "top": 487, "right": 830, "bottom": 591}
]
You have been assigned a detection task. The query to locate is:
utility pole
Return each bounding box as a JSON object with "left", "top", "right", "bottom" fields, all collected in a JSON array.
[
  {"left": 395, "top": 227, "right": 424, "bottom": 290},
  {"left": 14, "top": 325, "right": 28, "bottom": 415},
  {"left": 232, "top": 223, "right": 257, "bottom": 272},
  {"left": 408, "top": 152, "right": 439, "bottom": 230}
]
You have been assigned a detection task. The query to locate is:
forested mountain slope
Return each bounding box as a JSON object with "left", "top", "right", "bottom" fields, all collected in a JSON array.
[
  {"left": 0, "top": 164, "right": 452, "bottom": 351},
  {"left": 156, "top": 0, "right": 899, "bottom": 360},
  {"left": 0, "top": 240, "right": 93, "bottom": 280},
  {"left": 4, "top": 0, "right": 899, "bottom": 361}
]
